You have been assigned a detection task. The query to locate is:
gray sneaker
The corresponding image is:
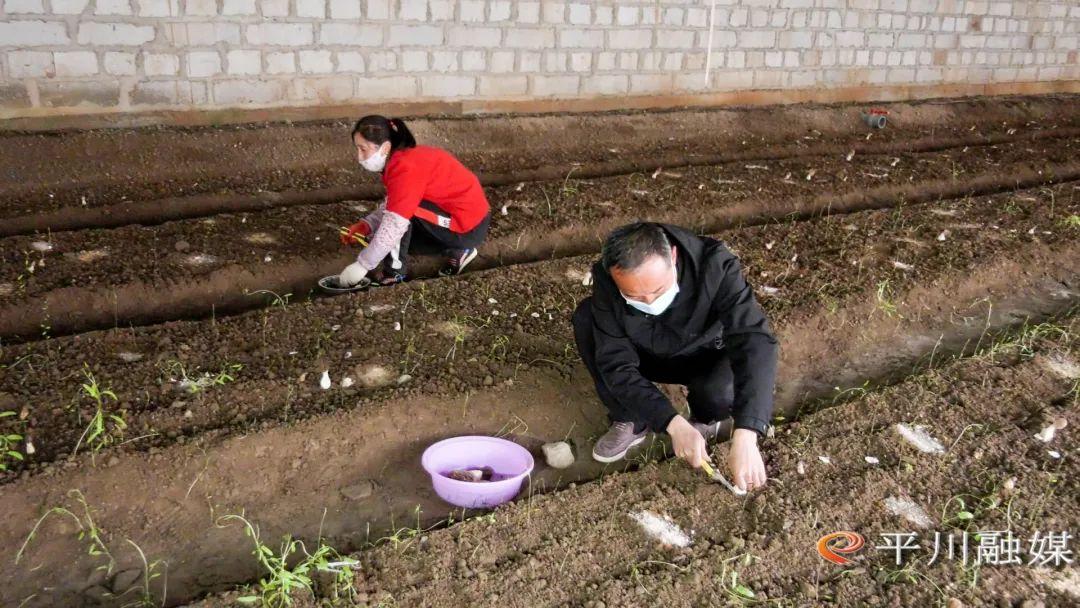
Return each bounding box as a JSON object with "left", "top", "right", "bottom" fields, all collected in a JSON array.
[
  {"left": 691, "top": 417, "right": 734, "bottom": 443},
  {"left": 591, "top": 421, "right": 647, "bottom": 463}
]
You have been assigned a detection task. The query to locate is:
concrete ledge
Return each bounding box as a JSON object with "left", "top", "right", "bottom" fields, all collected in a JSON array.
[{"left": 1, "top": 79, "right": 1078, "bottom": 133}]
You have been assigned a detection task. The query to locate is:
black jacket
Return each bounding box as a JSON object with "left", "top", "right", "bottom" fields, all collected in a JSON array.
[{"left": 589, "top": 224, "right": 779, "bottom": 435}]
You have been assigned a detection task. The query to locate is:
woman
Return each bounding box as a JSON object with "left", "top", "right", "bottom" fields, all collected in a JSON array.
[{"left": 338, "top": 115, "right": 491, "bottom": 286}]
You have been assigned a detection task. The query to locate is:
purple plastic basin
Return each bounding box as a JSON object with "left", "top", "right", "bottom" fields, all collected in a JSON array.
[{"left": 421, "top": 436, "right": 535, "bottom": 509}]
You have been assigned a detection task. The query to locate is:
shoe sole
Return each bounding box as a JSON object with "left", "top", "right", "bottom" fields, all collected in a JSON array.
[
  {"left": 591, "top": 435, "right": 646, "bottom": 463},
  {"left": 455, "top": 249, "right": 478, "bottom": 274},
  {"left": 370, "top": 276, "right": 407, "bottom": 287}
]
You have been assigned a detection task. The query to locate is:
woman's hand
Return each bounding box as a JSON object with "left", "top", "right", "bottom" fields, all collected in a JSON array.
[
  {"left": 339, "top": 262, "right": 369, "bottom": 287},
  {"left": 728, "top": 428, "right": 767, "bottom": 491},
  {"left": 667, "top": 415, "right": 712, "bottom": 468},
  {"left": 340, "top": 220, "right": 373, "bottom": 246}
]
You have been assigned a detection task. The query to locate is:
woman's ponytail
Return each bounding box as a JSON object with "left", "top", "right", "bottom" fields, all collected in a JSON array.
[
  {"left": 388, "top": 118, "right": 417, "bottom": 150},
  {"left": 351, "top": 115, "right": 417, "bottom": 151}
]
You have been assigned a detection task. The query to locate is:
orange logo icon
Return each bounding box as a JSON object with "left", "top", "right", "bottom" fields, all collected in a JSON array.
[{"left": 816, "top": 531, "right": 865, "bottom": 565}]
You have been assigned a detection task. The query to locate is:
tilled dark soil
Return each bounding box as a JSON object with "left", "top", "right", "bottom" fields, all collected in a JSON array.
[
  {"left": 2, "top": 97, "right": 1079, "bottom": 608},
  {"left": 216, "top": 318, "right": 1073, "bottom": 608},
  {"left": 3, "top": 133, "right": 1076, "bottom": 304},
  {"left": 1, "top": 179, "right": 1076, "bottom": 476},
  {"left": 3, "top": 94, "right": 1076, "bottom": 219}
]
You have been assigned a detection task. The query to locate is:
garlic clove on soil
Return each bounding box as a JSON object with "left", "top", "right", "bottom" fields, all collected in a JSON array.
[
  {"left": 319, "top": 370, "right": 332, "bottom": 390},
  {"left": 1002, "top": 477, "right": 1017, "bottom": 494},
  {"left": 541, "top": 441, "right": 575, "bottom": 469},
  {"left": 1035, "top": 424, "right": 1056, "bottom": 443}
]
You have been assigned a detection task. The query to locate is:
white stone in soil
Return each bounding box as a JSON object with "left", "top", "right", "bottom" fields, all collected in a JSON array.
[
  {"left": 30, "top": 241, "right": 53, "bottom": 252},
  {"left": 1041, "top": 567, "right": 1080, "bottom": 599},
  {"left": 319, "top": 370, "right": 332, "bottom": 390},
  {"left": 864, "top": 456, "right": 880, "bottom": 464},
  {"left": 1035, "top": 424, "right": 1056, "bottom": 443},
  {"left": 818, "top": 455, "right": 831, "bottom": 465},
  {"left": 1041, "top": 354, "right": 1080, "bottom": 379},
  {"left": 184, "top": 254, "right": 218, "bottom": 266},
  {"left": 630, "top": 510, "right": 692, "bottom": 548},
  {"left": 894, "top": 423, "right": 945, "bottom": 454},
  {"left": 884, "top": 496, "right": 934, "bottom": 529},
  {"left": 354, "top": 364, "right": 393, "bottom": 388},
  {"left": 341, "top": 377, "right": 354, "bottom": 388},
  {"left": 541, "top": 441, "right": 574, "bottom": 469},
  {"left": 244, "top": 232, "right": 277, "bottom": 245}
]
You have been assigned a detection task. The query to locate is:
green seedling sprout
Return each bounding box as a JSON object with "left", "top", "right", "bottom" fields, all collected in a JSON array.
[
  {"left": 17, "top": 489, "right": 115, "bottom": 575},
  {"left": 73, "top": 370, "right": 126, "bottom": 461},
  {"left": 0, "top": 411, "right": 24, "bottom": 471},
  {"left": 217, "top": 514, "right": 357, "bottom": 607}
]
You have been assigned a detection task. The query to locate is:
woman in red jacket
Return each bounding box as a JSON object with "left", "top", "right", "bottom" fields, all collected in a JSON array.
[{"left": 338, "top": 115, "right": 491, "bottom": 287}]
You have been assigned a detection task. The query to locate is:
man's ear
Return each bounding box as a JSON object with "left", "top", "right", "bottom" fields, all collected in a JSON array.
[{"left": 671, "top": 246, "right": 677, "bottom": 265}]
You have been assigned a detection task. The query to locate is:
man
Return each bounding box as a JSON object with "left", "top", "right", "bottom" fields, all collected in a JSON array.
[{"left": 572, "top": 222, "right": 779, "bottom": 491}]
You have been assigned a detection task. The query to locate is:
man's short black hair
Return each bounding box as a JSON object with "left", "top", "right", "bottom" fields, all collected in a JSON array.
[{"left": 601, "top": 222, "right": 672, "bottom": 271}]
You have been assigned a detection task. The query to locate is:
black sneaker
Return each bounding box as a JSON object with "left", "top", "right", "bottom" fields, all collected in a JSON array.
[{"left": 439, "top": 248, "right": 478, "bottom": 277}]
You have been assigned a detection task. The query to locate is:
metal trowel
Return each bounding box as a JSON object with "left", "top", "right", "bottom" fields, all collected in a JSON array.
[{"left": 700, "top": 461, "right": 747, "bottom": 496}]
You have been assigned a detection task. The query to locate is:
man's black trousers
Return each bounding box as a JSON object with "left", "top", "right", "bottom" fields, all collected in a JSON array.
[{"left": 572, "top": 297, "right": 734, "bottom": 432}]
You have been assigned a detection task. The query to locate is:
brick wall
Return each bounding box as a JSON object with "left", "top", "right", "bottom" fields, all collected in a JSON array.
[{"left": 1, "top": 0, "right": 1077, "bottom": 122}]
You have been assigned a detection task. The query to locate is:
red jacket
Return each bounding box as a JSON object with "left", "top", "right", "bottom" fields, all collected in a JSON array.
[{"left": 382, "top": 146, "right": 489, "bottom": 234}]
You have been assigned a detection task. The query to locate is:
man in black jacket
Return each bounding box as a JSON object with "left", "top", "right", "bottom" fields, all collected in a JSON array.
[{"left": 572, "top": 222, "right": 779, "bottom": 491}]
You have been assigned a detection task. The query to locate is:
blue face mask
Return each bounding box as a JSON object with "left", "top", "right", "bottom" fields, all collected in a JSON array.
[{"left": 622, "top": 264, "right": 679, "bottom": 316}]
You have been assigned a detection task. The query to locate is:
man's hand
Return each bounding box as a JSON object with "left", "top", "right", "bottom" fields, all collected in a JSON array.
[
  {"left": 728, "top": 428, "right": 766, "bottom": 491},
  {"left": 667, "top": 415, "right": 711, "bottom": 468},
  {"left": 340, "top": 220, "right": 373, "bottom": 246},
  {"left": 339, "top": 262, "right": 369, "bottom": 287}
]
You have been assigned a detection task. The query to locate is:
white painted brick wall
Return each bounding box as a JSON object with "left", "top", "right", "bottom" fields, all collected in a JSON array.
[{"left": 0, "top": 0, "right": 1076, "bottom": 119}]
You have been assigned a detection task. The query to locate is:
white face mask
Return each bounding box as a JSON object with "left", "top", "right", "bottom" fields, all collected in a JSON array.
[
  {"left": 622, "top": 262, "right": 680, "bottom": 316},
  {"left": 360, "top": 144, "right": 389, "bottom": 172}
]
